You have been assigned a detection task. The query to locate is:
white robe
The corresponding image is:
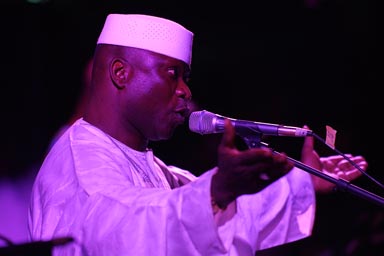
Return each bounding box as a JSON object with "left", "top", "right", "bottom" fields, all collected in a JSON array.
[{"left": 28, "top": 118, "right": 315, "bottom": 256}]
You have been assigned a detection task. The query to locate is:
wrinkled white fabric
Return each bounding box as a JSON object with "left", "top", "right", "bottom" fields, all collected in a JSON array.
[{"left": 28, "top": 118, "right": 315, "bottom": 256}]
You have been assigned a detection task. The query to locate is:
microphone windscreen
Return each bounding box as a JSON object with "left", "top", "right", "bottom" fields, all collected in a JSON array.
[{"left": 189, "top": 110, "right": 216, "bottom": 134}]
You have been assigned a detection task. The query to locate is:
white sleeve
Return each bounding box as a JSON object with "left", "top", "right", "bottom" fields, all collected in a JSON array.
[
  {"left": 233, "top": 167, "right": 316, "bottom": 253},
  {"left": 48, "top": 168, "right": 314, "bottom": 256}
]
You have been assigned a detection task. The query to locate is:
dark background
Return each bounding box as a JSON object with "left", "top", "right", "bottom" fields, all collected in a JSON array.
[{"left": 0, "top": 0, "right": 381, "bottom": 255}]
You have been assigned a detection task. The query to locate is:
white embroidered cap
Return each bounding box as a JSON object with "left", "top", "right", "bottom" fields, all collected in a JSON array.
[{"left": 97, "top": 14, "right": 194, "bottom": 66}]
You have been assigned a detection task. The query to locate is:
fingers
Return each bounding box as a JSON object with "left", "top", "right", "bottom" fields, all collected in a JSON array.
[
  {"left": 237, "top": 150, "right": 293, "bottom": 174},
  {"left": 345, "top": 156, "right": 368, "bottom": 171},
  {"left": 321, "top": 155, "right": 368, "bottom": 172},
  {"left": 337, "top": 169, "right": 363, "bottom": 182},
  {"left": 320, "top": 154, "right": 368, "bottom": 185},
  {"left": 321, "top": 154, "right": 350, "bottom": 164},
  {"left": 338, "top": 157, "right": 366, "bottom": 171}
]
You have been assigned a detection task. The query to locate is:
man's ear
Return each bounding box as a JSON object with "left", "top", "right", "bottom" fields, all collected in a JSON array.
[{"left": 110, "top": 58, "right": 130, "bottom": 89}]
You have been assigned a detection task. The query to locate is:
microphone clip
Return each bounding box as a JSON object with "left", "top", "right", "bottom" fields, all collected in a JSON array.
[{"left": 241, "top": 134, "right": 269, "bottom": 149}]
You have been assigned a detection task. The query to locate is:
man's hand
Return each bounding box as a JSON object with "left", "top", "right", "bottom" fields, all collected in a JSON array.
[
  {"left": 301, "top": 127, "right": 368, "bottom": 194},
  {"left": 211, "top": 119, "right": 294, "bottom": 209}
]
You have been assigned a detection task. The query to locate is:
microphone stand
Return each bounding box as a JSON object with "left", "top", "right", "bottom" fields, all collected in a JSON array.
[{"left": 241, "top": 134, "right": 384, "bottom": 208}]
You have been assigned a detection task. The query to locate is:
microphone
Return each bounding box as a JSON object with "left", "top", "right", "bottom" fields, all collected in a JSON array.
[{"left": 189, "top": 110, "right": 312, "bottom": 137}]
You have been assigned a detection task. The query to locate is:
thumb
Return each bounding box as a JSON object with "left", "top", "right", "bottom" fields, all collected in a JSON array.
[
  {"left": 301, "top": 125, "right": 315, "bottom": 162},
  {"left": 220, "top": 119, "right": 236, "bottom": 149}
]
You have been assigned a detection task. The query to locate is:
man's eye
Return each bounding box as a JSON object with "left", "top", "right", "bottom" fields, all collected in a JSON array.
[
  {"left": 167, "top": 68, "right": 178, "bottom": 79},
  {"left": 183, "top": 75, "right": 191, "bottom": 84}
]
